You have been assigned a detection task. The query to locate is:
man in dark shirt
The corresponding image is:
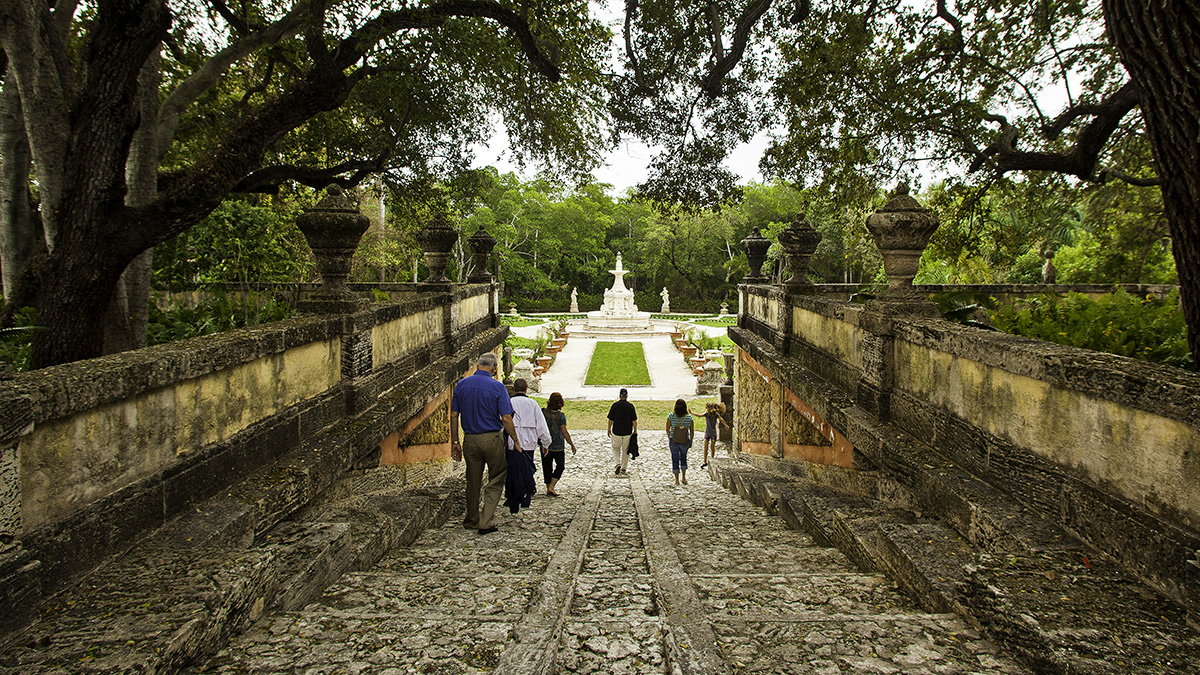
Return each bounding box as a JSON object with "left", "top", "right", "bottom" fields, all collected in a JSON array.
[
  {"left": 606, "top": 388, "right": 638, "bottom": 475},
  {"left": 450, "top": 352, "right": 523, "bottom": 535}
]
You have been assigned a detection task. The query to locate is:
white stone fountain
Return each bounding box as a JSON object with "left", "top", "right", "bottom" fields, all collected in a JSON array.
[{"left": 584, "top": 252, "right": 653, "bottom": 331}]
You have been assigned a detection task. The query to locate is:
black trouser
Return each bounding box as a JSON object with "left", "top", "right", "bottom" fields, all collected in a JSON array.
[{"left": 541, "top": 450, "right": 565, "bottom": 485}]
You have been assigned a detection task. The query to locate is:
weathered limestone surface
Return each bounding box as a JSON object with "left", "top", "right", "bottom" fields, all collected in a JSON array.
[
  {"left": 200, "top": 431, "right": 1026, "bottom": 674},
  {"left": 0, "top": 285, "right": 502, "bottom": 624},
  {"left": 0, "top": 463, "right": 461, "bottom": 673},
  {"left": 710, "top": 445, "right": 1200, "bottom": 674},
  {"left": 732, "top": 290, "right": 1200, "bottom": 615}
]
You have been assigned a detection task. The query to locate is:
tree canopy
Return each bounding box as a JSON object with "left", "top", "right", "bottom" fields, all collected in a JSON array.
[
  {"left": 0, "top": 0, "right": 609, "bottom": 367},
  {"left": 611, "top": 0, "right": 1198, "bottom": 367},
  {"left": 2, "top": 0, "right": 1197, "bottom": 369}
]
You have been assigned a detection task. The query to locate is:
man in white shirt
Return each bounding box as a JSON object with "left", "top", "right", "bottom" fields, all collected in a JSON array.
[{"left": 509, "top": 378, "right": 552, "bottom": 456}]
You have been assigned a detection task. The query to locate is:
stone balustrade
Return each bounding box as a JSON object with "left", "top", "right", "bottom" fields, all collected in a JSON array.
[
  {"left": 732, "top": 287, "right": 1200, "bottom": 610},
  {"left": 732, "top": 191, "right": 1199, "bottom": 615},
  {"left": 0, "top": 282, "right": 504, "bottom": 629}
]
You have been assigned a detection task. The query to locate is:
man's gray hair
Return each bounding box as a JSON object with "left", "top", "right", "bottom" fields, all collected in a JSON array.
[{"left": 477, "top": 352, "right": 499, "bottom": 370}]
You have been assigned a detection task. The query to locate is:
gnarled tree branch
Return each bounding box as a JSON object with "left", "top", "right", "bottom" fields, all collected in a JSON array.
[
  {"left": 1043, "top": 80, "right": 1140, "bottom": 139},
  {"left": 231, "top": 153, "right": 393, "bottom": 193},
  {"left": 969, "top": 81, "right": 1150, "bottom": 185},
  {"left": 156, "top": 1, "right": 311, "bottom": 159},
  {"left": 700, "top": 0, "right": 772, "bottom": 98}
]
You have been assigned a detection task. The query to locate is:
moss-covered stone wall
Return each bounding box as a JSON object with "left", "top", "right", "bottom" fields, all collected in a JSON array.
[
  {"left": 0, "top": 283, "right": 502, "bottom": 598},
  {"left": 731, "top": 284, "right": 1200, "bottom": 611}
]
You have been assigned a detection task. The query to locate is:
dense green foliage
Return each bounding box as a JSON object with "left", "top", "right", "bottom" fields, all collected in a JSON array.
[
  {"left": 585, "top": 342, "right": 652, "bottom": 386},
  {"left": 0, "top": 307, "right": 40, "bottom": 373},
  {"left": 920, "top": 176, "right": 1175, "bottom": 286},
  {"left": 154, "top": 198, "right": 314, "bottom": 290},
  {"left": 990, "top": 289, "right": 1191, "bottom": 370},
  {"left": 146, "top": 293, "right": 294, "bottom": 347},
  {"left": 449, "top": 173, "right": 893, "bottom": 312}
]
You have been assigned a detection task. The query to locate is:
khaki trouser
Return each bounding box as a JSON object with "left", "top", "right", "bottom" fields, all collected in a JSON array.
[
  {"left": 611, "top": 434, "right": 631, "bottom": 471},
  {"left": 463, "top": 431, "right": 507, "bottom": 530}
]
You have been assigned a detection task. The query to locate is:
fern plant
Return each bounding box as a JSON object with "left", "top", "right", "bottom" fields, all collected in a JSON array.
[{"left": 990, "top": 289, "right": 1191, "bottom": 370}]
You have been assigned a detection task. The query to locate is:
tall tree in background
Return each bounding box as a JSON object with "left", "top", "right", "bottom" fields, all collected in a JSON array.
[
  {"left": 613, "top": 0, "right": 1200, "bottom": 367},
  {"left": 0, "top": 0, "right": 609, "bottom": 368}
]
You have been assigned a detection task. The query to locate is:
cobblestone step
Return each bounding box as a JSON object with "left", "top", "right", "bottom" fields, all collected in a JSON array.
[
  {"left": 710, "top": 454, "right": 1200, "bottom": 674},
  {"left": 0, "top": 469, "right": 460, "bottom": 674},
  {"left": 199, "top": 431, "right": 1028, "bottom": 674}
]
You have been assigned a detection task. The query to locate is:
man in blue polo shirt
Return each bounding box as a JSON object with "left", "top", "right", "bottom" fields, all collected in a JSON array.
[{"left": 450, "top": 352, "right": 523, "bottom": 535}]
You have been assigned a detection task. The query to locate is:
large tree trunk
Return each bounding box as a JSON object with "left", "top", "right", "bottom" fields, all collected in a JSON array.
[
  {"left": 0, "top": 67, "right": 43, "bottom": 298},
  {"left": 32, "top": 238, "right": 132, "bottom": 366},
  {"left": 103, "top": 52, "right": 162, "bottom": 354},
  {"left": 102, "top": 250, "right": 153, "bottom": 353},
  {"left": 19, "top": 0, "right": 171, "bottom": 368},
  {"left": 1104, "top": 0, "right": 1200, "bottom": 369}
]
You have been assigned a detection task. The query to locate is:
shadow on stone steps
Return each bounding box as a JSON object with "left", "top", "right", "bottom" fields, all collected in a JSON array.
[
  {"left": 0, "top": 477, "right": 463, "bottom": 675},
  {"left": 708, "top": 459, "right": 1200, "bottom": 675}
]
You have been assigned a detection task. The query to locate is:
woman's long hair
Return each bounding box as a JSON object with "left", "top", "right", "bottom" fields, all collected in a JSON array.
[{"left": 674, "top": 398, "right": 688, "bottom": 416}]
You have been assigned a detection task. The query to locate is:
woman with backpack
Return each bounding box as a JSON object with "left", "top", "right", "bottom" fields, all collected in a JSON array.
[
  {"left": 666, "top": 398, "right": 694, "bottom": 486},
  {"left": 541, "top": 392, "right": 577, "bottom": 496}
]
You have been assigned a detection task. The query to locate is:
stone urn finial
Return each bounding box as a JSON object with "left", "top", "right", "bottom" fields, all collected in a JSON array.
[
  {"left": 416, "top": 212, "right": 458, "bottom": 283},
  {"left": 741, "top": 228, "right": 772, "bottom": 283},
  {"left": 296, "top": 184, "right": 371, "bottom": 312},
  {"left": 865, "top": 182, "right": 940, "bottom": 300},
  {"left": 777, "top": 213, "right": 823, "bottom": 289},
  {"left": 467, "top": 228, "right": 497, "bottom": 283}
]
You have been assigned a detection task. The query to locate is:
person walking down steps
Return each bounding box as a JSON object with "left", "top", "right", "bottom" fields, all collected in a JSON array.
[
  {"left": 505, "top": 378, "right": 550, "bottom": 514},
  {"left": 699, "top": 401, "right": 728, "bottom": 468},
  {"left": 667, "top": 398, "right": 694, "bottom": 486},
  {"left": 450, "top": 353, "right": 522, "bottom": 536},
  {"left": 607, "top": 388, "right": 638, "bottom": 475},
  {"left": 541, "top": 392, "right": 577, "bottom": 496}
]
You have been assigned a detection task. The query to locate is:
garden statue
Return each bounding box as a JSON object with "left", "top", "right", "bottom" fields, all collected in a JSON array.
[
  {"left": 1042, "top": 249, "right": 1057, "bottom": 284},
  {"left": 660, "top": 287, "right": 670, "bottom": 313},
  {"left": 570, "top": 287, "right": 579, "bottom": 313}
]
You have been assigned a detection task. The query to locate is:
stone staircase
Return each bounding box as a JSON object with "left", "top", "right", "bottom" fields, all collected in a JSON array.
[
  {"left": 0, "top": 462, "right": 462, "bottom": 674},
  {"left": 709, "top": 449, "right": 1200, "bottom": 674},
  {"left": 192, "top": 431, "right": 1030, "bottom": 675}
]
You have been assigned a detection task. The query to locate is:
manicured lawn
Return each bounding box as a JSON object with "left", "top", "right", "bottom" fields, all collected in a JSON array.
[
  {"left": 584, "top": 342, "right": 652, "bottom": 385},
  {"left": 532, "top": 398, "right": 722, "bottom": 430}
]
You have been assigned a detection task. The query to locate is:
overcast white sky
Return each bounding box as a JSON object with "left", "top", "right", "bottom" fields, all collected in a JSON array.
[
  {"left": 470, "top": 1, "right": 771, "bottom": 194},
  {"left": 471, "top": 130, "right": 771, "bottom": 195}
]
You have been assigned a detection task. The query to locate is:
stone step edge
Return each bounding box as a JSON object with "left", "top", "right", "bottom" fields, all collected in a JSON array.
[
  {"left": 710, "top": 460, "right": 1200, "bottom": 675},
  {"left": 0, "top": 481, "right": 463, "bottom": 674}
]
